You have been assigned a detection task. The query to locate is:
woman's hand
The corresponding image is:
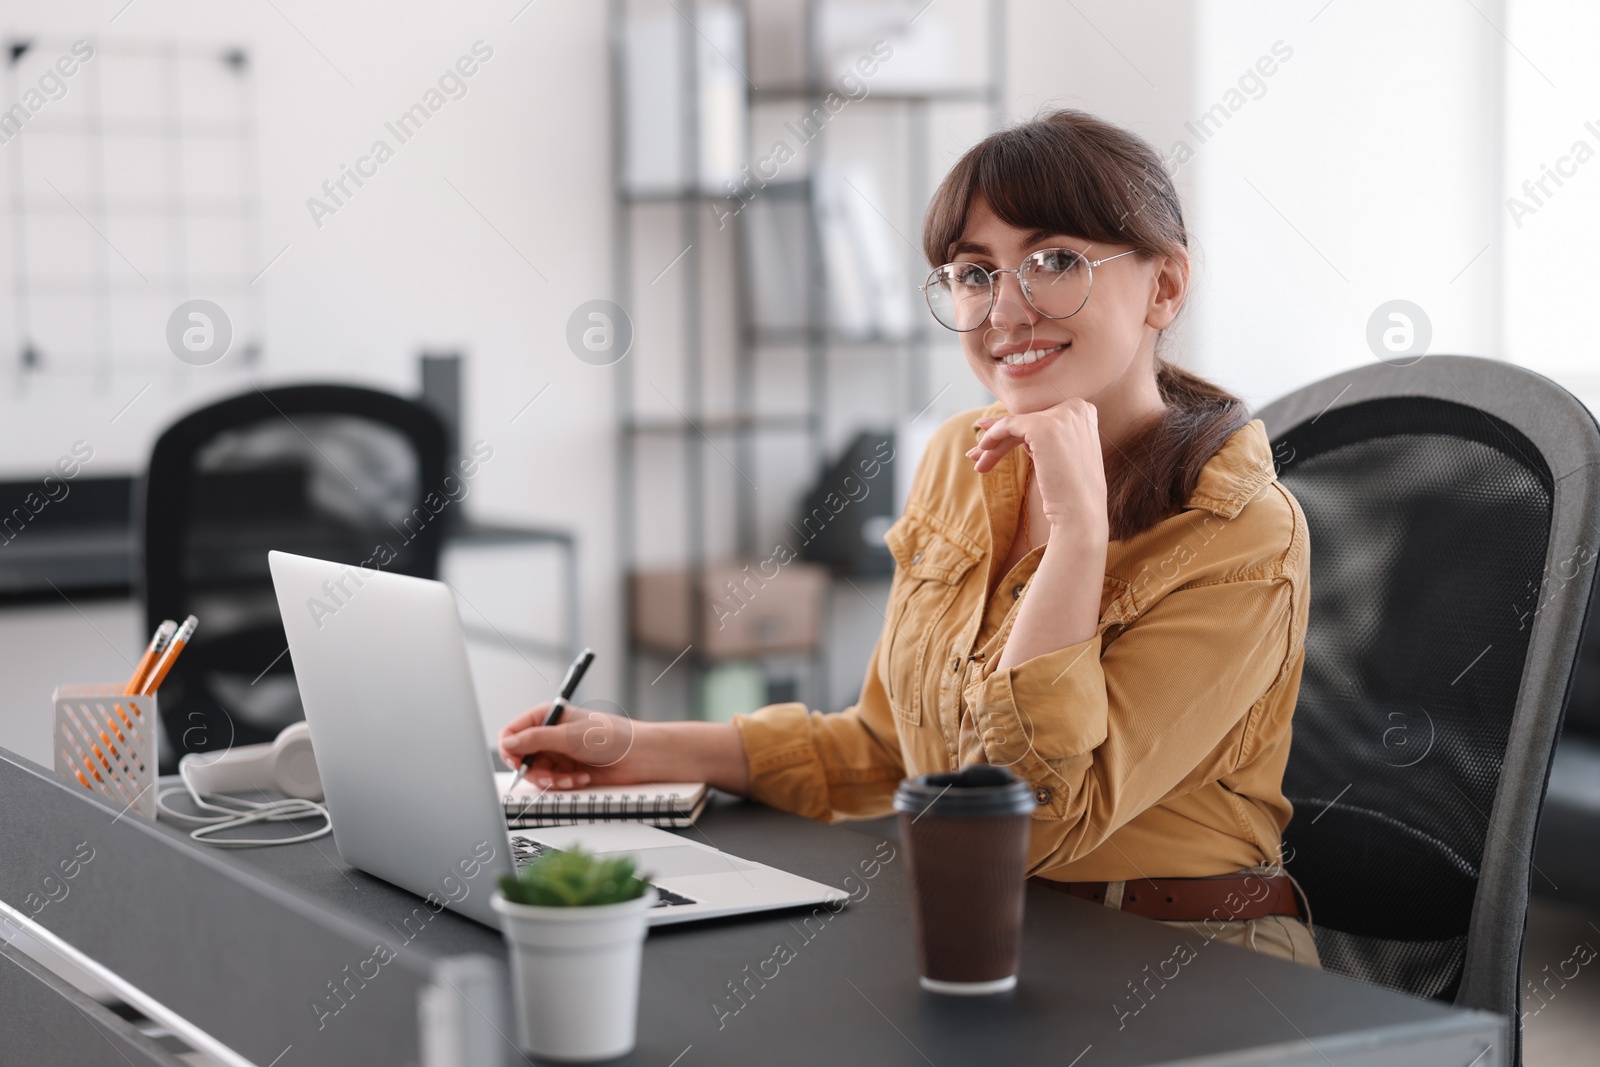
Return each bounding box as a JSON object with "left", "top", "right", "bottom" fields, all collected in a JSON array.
[
  {"left": 497, "top": 706, "right": 753, "bottom": 796},
  {"left": 966, "top": 397, "right": 1110, "bottom": 544},
  {"left": 497, "top": 703, "right": 645, "bottom": 790},
  {"left": 974, "top": 398, "right": 1113, "bottom": 668}
]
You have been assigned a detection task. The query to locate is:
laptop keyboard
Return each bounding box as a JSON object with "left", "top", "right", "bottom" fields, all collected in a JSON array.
[{"left": 510, "top": 836, "right": 698, "bottom": 908}]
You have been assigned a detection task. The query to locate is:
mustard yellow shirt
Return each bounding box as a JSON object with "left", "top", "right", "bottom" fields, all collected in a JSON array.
[{"left": 733, "top": 403, "right": 1311, "bottom": 882}]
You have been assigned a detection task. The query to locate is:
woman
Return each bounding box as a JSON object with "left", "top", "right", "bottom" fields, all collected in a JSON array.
[{"left": 500, "top": 109, "right": 1318, "bottom": 966}]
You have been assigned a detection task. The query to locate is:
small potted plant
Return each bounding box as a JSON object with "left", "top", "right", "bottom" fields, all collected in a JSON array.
[{"left": 492, "top": 846, "right": 656, "bottom": 1062}]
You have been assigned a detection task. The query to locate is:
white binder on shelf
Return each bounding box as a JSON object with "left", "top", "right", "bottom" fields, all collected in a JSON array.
[{"left": 621, "top": 5, "right": 748, "bottom": 197}]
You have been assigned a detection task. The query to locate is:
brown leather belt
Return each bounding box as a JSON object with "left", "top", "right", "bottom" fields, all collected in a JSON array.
[{"left": 1030, "top": 872, "right": 1302, "bottom": 923}]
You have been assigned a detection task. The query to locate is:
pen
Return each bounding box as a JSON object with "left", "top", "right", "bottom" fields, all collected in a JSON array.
[
  {"left": 543, "top": 647, "right": 595, "bottom": 728},
  {"left": 138, "top": 615, "right": 199, "bottom": 697},
  {"left": 508, "top": 647, "right": 595, "bottom": 792},
  {"left": 125, "top": 620, "right": 178, "bottom": 695}
]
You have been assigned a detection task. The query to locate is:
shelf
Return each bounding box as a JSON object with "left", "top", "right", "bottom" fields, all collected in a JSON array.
[
  {"left": 747, "top": 326, "right": 934, "bottom": 347},
  {"left": 616, "top": 179, "right": 813, "bottom": 205},
  {"left": 749, "top": 87, "right": 996, "bottom": 105},
  {"left": 624, "top": 413, "right": 815, "bottom": 436},
  {"left": 616, "top": 188, "right": 740, "bottom": 205},
  {"left": 632, "top": 639, "right": 824, "bottom": 665},
  {"left": 611, "top": 0, "right": 1006, "bottom": 715},
  {"left": 449, "top": 521, "right": 575, "bottom": 550}
]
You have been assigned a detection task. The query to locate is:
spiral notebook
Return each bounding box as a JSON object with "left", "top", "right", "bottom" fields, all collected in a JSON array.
[{"left": 496, "top": 772, "right": 709, "bottom": 828}]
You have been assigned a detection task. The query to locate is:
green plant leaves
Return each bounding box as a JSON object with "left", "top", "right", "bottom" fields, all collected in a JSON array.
[{"left": 498, "top": 846, "right": 650, "bottom": 907}]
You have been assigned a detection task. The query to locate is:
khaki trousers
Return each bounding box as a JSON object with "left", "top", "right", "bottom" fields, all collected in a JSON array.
[
  {"left": 1098, "top": 867, "right": 1323, "bottom": 969},
  {"left": 1155, "top": 915, "right": 1322, "bottom": 968}
]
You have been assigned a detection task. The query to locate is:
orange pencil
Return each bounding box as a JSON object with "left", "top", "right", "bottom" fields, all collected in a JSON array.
[
  {"left": 139, "top": 615, "right": 198, "bottom": 697},
  {"left": 125, "top": 620, "right": 177, "bottom": 695}
]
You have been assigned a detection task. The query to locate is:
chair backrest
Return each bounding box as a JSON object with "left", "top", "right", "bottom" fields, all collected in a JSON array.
[
  {"left": 1565, "top": 575, "right": 1600, "bottom": 739},
  {"left": 138, "top": 385, "right": 447, "bottom": 766},
  {"left": 1254, "top": 355, "right": 1600, "bottom": 1055}
]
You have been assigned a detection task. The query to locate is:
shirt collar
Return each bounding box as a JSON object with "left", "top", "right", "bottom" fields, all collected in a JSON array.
[{"left": 970, "top": 403, "right": 1276, "bottom": 521}]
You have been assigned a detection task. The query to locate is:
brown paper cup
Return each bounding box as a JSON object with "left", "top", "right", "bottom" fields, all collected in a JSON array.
[{"left": 894, "top": 764, "right": 1036, "bottom": 994}]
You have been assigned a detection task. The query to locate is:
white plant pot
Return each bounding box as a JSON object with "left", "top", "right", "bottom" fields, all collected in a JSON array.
[{"left": 491, "top": 888, "right": 656, "bottom": 1062}]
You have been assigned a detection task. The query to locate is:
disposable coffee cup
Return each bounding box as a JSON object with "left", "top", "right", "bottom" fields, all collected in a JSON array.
[{"left": 894, "top": 764, "right": 1036, "bottom": 995}]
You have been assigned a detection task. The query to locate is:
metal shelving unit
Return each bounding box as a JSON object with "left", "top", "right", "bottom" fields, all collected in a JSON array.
[{"left": 612, "top": 0, "right": 1006, "bottom": 718}]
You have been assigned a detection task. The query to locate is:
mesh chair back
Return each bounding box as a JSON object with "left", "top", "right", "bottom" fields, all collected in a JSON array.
[
  {"left": 139, "top": 386, "right": 447, "bottom": 766},
  {"left": 1256, "top": 356, "right": 1600, "bottom": 1059},
  {"left": 1272, "top": 396, "right": 1549, "bottom": 996},
  {"left": 1567, "top": 575, "right": 1600, "bottom": 738}
]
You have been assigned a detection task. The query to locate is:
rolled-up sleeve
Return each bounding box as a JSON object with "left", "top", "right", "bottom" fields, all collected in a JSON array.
[
  {"left": 733, "top": 627, "right": 905, "bottom": 822},
  {"left": 966, "top": 575, "right": 1298, "bottom": 876}
]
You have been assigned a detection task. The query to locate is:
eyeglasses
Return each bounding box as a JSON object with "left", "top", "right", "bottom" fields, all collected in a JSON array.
[{"left": 919, "top": 247, "right": 1140, "bottom": 332}]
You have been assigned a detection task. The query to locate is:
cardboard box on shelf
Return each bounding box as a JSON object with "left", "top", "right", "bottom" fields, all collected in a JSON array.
[{"left": 631, "top": 561, "right": 829, "bottom": 662}]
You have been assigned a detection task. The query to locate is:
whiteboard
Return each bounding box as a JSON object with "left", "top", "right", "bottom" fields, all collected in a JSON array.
[{"left": 0, "top": 36, "right": 264, "bottom": 394}]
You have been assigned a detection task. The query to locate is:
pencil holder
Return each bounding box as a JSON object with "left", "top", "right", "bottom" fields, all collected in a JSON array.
[{"left": 53, "top": 684, "right": 159, "bottom": 821}]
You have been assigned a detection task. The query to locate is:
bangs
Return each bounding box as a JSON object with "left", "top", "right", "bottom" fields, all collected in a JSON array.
[{"left": 922, "top": 112, "right": 1182, "bottom": 267}]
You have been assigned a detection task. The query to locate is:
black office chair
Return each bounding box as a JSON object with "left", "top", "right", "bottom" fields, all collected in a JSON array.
[
  {"left": 138, "top": 385, "right": 448, "bottom": 770},
  {"left": 1255, "top": 355, "right": 1600, "bottom": 1063},
  {"left": 1532, "top": 572, "right": 1600, "bottom": 906}
]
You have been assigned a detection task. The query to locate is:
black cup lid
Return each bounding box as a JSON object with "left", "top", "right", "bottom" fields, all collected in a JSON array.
[{"left": 893, "top": 764, "right": 1037, "bottom": 818}]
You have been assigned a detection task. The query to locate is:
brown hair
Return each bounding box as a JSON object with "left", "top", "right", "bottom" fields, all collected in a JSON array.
[{"left": 923, "top": 108, "right": 1251, "bottom": 541}]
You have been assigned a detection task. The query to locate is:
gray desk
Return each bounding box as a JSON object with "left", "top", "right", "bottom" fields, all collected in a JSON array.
[{"left": 0, "top": 748, "right": 1507, "bottom": 1066}]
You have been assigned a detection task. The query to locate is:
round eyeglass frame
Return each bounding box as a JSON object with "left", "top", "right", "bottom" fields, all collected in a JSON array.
[{"left": 919, "top": 247, "right": 1141, "bottom": 332}]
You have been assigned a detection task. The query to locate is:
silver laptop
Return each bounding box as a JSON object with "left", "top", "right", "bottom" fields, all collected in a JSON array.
[{"left": 268, "top": 550, "right": 846, "bottom": 927}]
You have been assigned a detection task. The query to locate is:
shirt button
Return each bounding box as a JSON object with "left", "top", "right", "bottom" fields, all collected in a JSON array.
[
  {"left": 912, "top": 551, "right": 924, "bottom": 564},
  {"left": 950, "top": 657, "right": 961, "bottom": 673},
  {"left": 1012, "top": 583, "right": 1026, "bottom": 600},
  {"left": 1034, "top": 786, "right": 1051, "bottom": 805}
]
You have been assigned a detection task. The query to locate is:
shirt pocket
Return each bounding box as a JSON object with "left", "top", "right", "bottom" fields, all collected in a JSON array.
[{"left": 880, "top": 514, "right": 981, "bottom": 727}]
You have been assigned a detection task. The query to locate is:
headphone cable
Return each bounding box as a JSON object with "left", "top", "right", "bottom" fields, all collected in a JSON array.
[{"left": 155, "top": 760, "right": 332, "bottom": 848}]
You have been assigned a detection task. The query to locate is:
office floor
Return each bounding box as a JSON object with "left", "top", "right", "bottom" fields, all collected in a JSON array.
[
  {"left": 0, "top": 546, "right": 575, "bottom": 769},
  {"left": 1521, "top": 895, "right": 1600, "bottom": 1064}
]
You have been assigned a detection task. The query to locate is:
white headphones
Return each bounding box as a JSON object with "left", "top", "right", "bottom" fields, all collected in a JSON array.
[
  {"left": 156, "top": 721, "right": 333, "bottom": 847},
  {"left": 181, "top": 720, "right": 323, "bottom": 799}
]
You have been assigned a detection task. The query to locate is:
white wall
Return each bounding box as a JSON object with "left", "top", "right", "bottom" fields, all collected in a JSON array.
[
  {"left": 1503, "top": 0, "right": 1600, "bottom": 409},
  {"left": 1186, "top": 0, "right": 1506, "bottom": 410}
]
